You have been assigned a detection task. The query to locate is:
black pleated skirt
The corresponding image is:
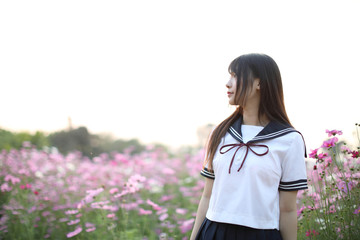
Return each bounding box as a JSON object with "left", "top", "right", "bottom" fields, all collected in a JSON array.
[{"left": 195, "top": 218, "right": 283, "bottom": 240}]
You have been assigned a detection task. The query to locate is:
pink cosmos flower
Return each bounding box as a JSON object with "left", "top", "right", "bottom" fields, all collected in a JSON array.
[
  {"left": 42, "top": 211, "right": 51, "bottom": 217},
  {"left": 107, "top": 213, "right": 115, "bottom": 218},
  {"left": 109, "top": 188, "right": 119, "bottom": 194},
  {"left": 159, "top": 195, "right": 174, "bottom": 202},
  {"left": 329, "top": 205, "right": 336, "bottom": 213},
  {"left": 4, "top": 174, "right": 21, "bottom": 185},
  {"left": 341, "top": 145, "right": 352, "bottom": 154},
  {"left": 337, "top": 180, "right": 354, "bottom": 193},
  {"left": 159, "top": 213, "right": 168, "bottom": 221},
  {"left": 176, "top": 208, "right": 188, "bottom": 215},
  {"left": 18, "top": 168, "right": 30, "bottom": 176},
  {"left": 326, "top": 129, "right": 343, "bottom": 137},
  {"left": 1, "top": 183, "right": 12, "bottom": 192},
  {"left": 90, "top": 201, "right": 110, "bottom": 209},
  {"left": 67, "top": 219, "right": 80, "bottom": 225},
  {"left": 20, "top": 184, "right": 31, "bottom": 190},
  {"left": 120, "top": 202, "right": 138, "bottom": 210},
  {"left": 66, "top": 226, "right": 82, "bottom": 238},
  {"left": 77, "top": 202, "right": 85, "bottom": 209},
  {"left": 114, "top": 189, "right": 129, "bottom": 199},
  {"left": 318, "top": 152, "right": 328, "bottom": 160},
  {"left": 109, "top": 160, "right": 117, "bottom": 166},
  {"left": 162, "top": 167, "right": 175, "bottom": 175},
  {"left": 309, "top": 149, "right": 318, "bottom": 159},
  {"left": 85, "top": 222, "right": 95, "bottom": 228},
  {"left": 324, "top": 156, "right": 332, "bottom": 166},
  {"left": 82, "top": 188, "right": 104, "bottom": 204},
  {"left": 297, "top": 206, "right": 306, "bottom": 217},
  {"left": 179, "top": 218, "right": 195, "bottom": 234},
  {"left": 139, "top": 208, "right": 152, "bottom": 215},
  {"left": 86, "top": 227, "right": 96, "bottom": 232},
  {"left": 28, "top": 206, "right": 37, "bottom": 213},
  {"left": 321, "top": 138, "right": 338, "bottom": 148},
  {"left": 129, "top": 174, "right": 146, "bottom": 183},
  {"left": 156, "top": 208, "right": 168, "bottom": 215},
  {"left": 65, "top": 210, "right": 79, "bottom": 215},
  {"left": 59, "top": 218, "right": 69, "bottom": 222},
  {"left": 102, "top": 205, "right": 118, "bottom": 211},
  {"left": 146, "top": 199, "right": 162, "bottom": 211}
]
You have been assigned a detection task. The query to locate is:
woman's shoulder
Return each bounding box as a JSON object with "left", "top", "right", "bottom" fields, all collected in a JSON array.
[{"left": 268, "top": 130, "right": 303, "bottom": 145}]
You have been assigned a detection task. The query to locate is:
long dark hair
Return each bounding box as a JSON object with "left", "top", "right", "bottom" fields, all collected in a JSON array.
[{"left": 204, "top": 53, "right": 292, "bottom": 171}]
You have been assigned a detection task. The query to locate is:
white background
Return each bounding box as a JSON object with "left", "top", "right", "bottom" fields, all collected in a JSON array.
[{"left": 1, "top": 0, "right": 359, "bottom": 149}]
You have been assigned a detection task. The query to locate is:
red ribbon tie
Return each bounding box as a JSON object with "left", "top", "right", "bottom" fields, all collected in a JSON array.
[{"left": 219, "top": 142, "right": 269, "bottom": 174}]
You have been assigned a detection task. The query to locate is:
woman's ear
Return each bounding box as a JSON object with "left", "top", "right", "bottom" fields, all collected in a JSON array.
[{"left": 255, "top": 78, "right": 261, "bottom": 90}]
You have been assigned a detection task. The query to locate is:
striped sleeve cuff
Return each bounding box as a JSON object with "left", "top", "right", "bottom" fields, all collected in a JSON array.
[
  {"left": 279, "top": 179, "right": 308, "bottom": 191},
  {"left": 200, "top": 167, "right": 215, "bottom": 179}
]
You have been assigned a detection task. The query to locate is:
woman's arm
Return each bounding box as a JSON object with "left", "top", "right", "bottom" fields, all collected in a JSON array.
[
  {"left": 189, "top": 177, "right": 214, "bottom": 240},
  {"left": 279, "top": 190, "right": 298, "bottom": 240}
]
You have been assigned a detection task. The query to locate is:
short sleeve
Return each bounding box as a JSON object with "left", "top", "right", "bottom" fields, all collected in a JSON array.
[
  {"left": 200, "top": 127, "right": 216, "bottom": 180},
  {"left": 279, "top": 133, "right": 308, "bottom": 191},
  {"left": 200, "top": 165, "right": 215, "bottom": 179}
]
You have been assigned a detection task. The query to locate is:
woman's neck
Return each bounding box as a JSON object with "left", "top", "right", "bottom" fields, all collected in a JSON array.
[{"left": 242, "top": 108, "right": 269, "bottom": 126}]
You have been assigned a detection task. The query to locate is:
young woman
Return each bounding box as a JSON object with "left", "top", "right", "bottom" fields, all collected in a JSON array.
[{"left": 190, "top": 53, "right": 308, "bottom": 240}]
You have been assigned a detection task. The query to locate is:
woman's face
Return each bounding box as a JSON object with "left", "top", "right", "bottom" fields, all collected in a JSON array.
[
  {"left": 226, "top": 75, "right": 237, "bottom": 105},
  {"left": 226, "top": 74, "right": 260, "bottom": 106}
]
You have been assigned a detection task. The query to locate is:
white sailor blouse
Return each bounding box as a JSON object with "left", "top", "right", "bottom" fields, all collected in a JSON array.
[{"left": 200, "top": 115, "right": 308, "bottom": 230}]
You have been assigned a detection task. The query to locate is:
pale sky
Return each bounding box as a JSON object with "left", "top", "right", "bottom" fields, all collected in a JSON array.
[{"left": 1, "top": 0, "right": 359, "bottom": 150}]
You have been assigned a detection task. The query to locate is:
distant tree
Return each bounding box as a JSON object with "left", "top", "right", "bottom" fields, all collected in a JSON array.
[
  {"left": 0, "top": 129, "right": 48, "bottom": 150},
  {"left": 0, "top": 129, "right": 15, "bottom": 150},
  {"left": 31, "top": 131, "right": 49, "bottom": 148},
  {"left": 70, "top": 127, "right": 92, "bottom": 156},
  {"left": 110, "top": 138, "right": 145, "bottom": 154},
  {"left": 48, "top": 127, "right": 150, "bottom": 157},
  {"left": 89, "top": 133, "right": 147, "bottom": 156},
  {"left": 48, "top": 126, "right": 92, "bottom": 157},
  {"left": 0, "top": 127, "right": 168, "bottom": 158}
]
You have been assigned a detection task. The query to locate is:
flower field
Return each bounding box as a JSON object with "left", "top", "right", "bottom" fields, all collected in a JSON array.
[
  {"left": 0, "top": 144, "right": 204, "bottom": 240},
  {"left": 0, "top": 126, "right": 359, "bottom": 240},
  {"left": 296, "top": 127, "right": 360, "bottom": 239}
]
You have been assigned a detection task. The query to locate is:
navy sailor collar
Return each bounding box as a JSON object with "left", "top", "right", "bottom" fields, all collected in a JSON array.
[{"left": 228, "top": 115, "right": 307, "bottom": 157}]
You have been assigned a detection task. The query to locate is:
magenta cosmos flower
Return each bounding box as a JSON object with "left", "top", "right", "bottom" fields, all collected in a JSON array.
[
  {"left": 321, "top": 138, "right": 338, "bottom": 148},
  {"left": 66, "top": 226, "right": 82, "bottom": 238},
  {"left": 326, "top": 129, "right": 343, "bottom": 137}
]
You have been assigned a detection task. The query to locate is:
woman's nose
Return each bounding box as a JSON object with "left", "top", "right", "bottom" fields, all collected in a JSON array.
[{"left": 226, "top": 80, "right": 231, "bottom": 89}]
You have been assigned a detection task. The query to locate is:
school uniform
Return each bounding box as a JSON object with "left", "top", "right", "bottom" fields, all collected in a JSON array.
[{"left": 196, "top": 115, "right": 308, "bottom": 240}]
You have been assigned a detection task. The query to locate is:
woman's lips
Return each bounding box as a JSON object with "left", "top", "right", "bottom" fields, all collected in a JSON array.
[{"left": 227, "top": 92, "right": 234, "bottom": 97}]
